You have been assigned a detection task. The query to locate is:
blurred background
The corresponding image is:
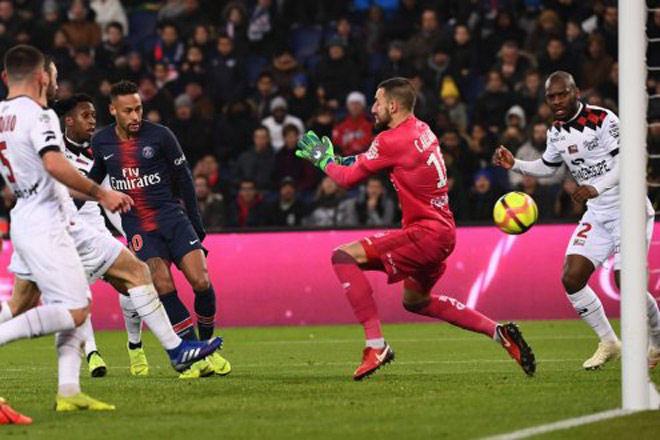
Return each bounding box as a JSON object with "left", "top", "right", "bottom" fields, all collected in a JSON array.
[{"left": 0, "top": 0, "right": 651, "bottom": 233}]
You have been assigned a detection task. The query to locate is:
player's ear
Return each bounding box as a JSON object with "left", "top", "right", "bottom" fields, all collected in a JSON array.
[
  {"left": 109, "top": 103, "right": 116, "bottom": 117},
  {"left": 1, "top": 70, "right": 6, "bottom": 86},
  {"left": 64, "top": 115, "right": 74, "bottom": 127}
]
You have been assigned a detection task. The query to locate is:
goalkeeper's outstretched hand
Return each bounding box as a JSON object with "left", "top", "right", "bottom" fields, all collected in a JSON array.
[{"left": 296, "top": 130, "right": 335, "bottom": 171}]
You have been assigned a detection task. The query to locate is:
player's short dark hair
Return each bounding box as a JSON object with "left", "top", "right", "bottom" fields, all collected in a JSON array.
[
  {"left": 110, "top": 80, "right": 139, "bottom": 100},
  {"left": 545, "top": 71, "right": 577, "bottom": 91},
  {"left": 53, "top": 93, "right": 94, "bottom": 117},
  {"left": 4, "top": 44, "right": 45, "bottom": 82},
  {"left": 377, "top": 77, "right": 416, "bottom": 111}
]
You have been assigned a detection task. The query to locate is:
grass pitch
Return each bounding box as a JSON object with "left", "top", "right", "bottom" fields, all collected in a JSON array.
[{"left": 1, "top": 320, "right": 659, "bottom": 439}]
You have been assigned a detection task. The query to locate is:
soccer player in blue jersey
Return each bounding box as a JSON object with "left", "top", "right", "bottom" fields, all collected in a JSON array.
[{"left": 88, "top": 81, "right": 230, "bottom": 378}]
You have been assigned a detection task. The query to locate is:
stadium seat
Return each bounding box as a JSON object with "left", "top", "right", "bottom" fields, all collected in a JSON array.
[{"left": 290, "top": 25, "right": 323, "bottom": 66}]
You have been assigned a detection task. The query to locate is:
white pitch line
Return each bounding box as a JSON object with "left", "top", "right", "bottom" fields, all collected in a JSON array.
[{"left": 480, "top": 409, "right": 635, "bottom": 440}]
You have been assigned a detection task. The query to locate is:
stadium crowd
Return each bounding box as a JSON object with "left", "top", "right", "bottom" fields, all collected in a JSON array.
[{"left": 0, "top": 0, "right": 653, "bottom": 231}]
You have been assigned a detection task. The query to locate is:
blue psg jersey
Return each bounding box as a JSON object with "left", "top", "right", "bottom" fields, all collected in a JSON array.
[{"left": 89, "top": 120, "right": 201, "bottom": 232}]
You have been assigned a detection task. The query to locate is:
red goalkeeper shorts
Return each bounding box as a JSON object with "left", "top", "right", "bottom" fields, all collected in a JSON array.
[{"left": 360, "top": 221, "right": 456, "bottom": 292}]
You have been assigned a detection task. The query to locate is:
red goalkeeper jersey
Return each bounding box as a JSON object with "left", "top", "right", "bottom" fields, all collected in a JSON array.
[{"left": 326, "top": 115, "right": 455, "bottom": 231}]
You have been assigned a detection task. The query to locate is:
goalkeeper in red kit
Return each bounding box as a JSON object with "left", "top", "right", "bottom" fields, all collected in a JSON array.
[{"left": 296, "top": 78, "right": 536, "bottom": 380}]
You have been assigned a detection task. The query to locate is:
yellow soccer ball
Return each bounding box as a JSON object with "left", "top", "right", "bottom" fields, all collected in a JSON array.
[{"left": 493, "top": 191, "right": 538, "bottom": 234}]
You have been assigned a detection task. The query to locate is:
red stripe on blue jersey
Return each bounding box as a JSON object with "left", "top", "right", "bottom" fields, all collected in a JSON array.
[{"left": 119, "top": 137, "right": 159, "bottom": 231}]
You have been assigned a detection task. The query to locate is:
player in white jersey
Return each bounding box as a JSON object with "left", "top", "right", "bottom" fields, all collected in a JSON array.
[
  {"left": 0, "top": 44, "right": 132, "bottom": 413},
  {"left": 0, "top": 58, "right": 224, "bottom": 386},
  {"left": 494, "top": 71, "right": 660, "bottom": 370},
  {"left": 2, "top": 93, "right": 141, "bottom": 377}
]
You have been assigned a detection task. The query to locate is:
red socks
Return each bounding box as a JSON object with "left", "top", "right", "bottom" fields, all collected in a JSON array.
[
  {"left": 405, "top": 295, "right": 498, "bottom": 338},
  {"left": 331, "top": 250, "right": 383, "bottom": 340}
]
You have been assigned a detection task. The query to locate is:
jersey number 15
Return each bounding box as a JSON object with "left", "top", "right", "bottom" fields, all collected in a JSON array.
[{"left": 426, "top": 146, "right": 448, "bottom": 189}]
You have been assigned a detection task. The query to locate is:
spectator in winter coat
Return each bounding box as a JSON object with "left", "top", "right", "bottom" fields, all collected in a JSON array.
[
  {"left": 261, "top": 97, "right": 304, "bottom": 152},
  {"left": 332, "top": 91, "right": 374, "bottom": 156}
]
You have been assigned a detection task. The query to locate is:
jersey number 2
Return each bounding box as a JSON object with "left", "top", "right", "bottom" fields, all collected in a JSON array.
[
  {"left": 0, "top": 142, "right": 16, "bottom": 183},
  {"left": 426, "top": 146, "right": 448, "bottom": 188}
]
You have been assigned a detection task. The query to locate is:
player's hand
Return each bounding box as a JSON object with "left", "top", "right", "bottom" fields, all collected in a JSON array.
[
  {"left": 296, "top": 130, "right": 335, "bottom": 171},
  {"left": 493, "top": 146, "right": 515, "bottom": 169},
  {"left": 571, "top": 185, "right": 599, "bottom": 203},
  {"left": 99, "top": 188, "right": 133, "bottom": 214}
]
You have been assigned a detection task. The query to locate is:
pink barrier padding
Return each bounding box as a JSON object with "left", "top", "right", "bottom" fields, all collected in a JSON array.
[{"left": 0, "top": 224, "right": 658, "bottom": 329}]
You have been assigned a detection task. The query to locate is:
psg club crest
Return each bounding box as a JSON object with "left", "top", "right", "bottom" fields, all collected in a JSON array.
[{"left": 142, "top": 146, "right": 155, "bottom": 159}]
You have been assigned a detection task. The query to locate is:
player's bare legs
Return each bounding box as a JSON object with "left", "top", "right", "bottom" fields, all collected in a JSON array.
[
  {"left": 563, "top": 254, "right": 620, "bottom": 369},
  {"left": 104, "top": 249, "right": 184, "bottom": 351},
  {"left": 0, "top": 277, "right": 40, "bottom": 320},
  {"left": 612, "top": 272, "right": 660, "bottom": 368},
  {"left": 179, "top": 249, "right": 217, "bottom": 340}
]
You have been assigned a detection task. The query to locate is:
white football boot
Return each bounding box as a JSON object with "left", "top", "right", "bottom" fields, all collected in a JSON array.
[{"left": 583, "top": 340, "right": 621, "bottom": 370}]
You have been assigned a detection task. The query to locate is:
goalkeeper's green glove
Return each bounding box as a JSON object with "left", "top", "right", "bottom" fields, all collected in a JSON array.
[{"left": 295, "top": 130, "right": 335, "bottom": 171}]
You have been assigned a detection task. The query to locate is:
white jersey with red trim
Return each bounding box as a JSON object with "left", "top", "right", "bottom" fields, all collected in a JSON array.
[
  {"left": 0, "top": 96, "right": 69, "bottom": 223},
  {"left": 62, "top": 136, "right": 124, "bottom": 235},
  {"left": 543, "top": 103, "right": 627, "bottom": 215}
]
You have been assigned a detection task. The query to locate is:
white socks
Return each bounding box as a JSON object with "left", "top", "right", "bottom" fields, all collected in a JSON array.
[
  {"left": 366, "top": 338, "right": 385, "bottom": 349},
  {"left": 56, "top": 328, "right": 84, "bottom": 397},
  {"left": 80, "top": 315, "right": 98, "bottom": 357},
  {"left": 646, "top": 292, "right": 660, "bottom": 348},
  {"left": 119, "top": 294, "right": 143, "bottom": 345},
  {"left": 0, "top": 304, "right": 75, "bottom": 345},
  {"left": 567, "top": 286, "right": 618, "bottom": 343},
  {"left": 128, "top": 284, "right": 181, "bottom": 350},
  {"left": 0, "top": 301, "right": 12, "bottom": 323}
]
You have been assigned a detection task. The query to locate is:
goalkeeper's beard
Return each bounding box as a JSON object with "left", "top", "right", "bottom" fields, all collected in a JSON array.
[{"left": 373, "top": 111, "right": 392, "bottom": 131}]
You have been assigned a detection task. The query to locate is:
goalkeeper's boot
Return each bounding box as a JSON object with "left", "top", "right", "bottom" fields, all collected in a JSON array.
[
  {"left": 496, "top": 322, "right": 536, "bottom": 377},
  {"left": 127, "top": 343, "right": 149, "bottom": 376},
  {"left": 207, "top": 351, "right": 232, "bottom": 376},
  {"left": 0, "top": 397, "right": 32, "bottom": 425},
  {"left": 178, "top": 359, "right": 214, "bottom": 379},
  {"left": 582, "top": 340, "right": 621, "bottom": 370},
  {"left": 353, "top": 343, "right": 394, "bottom": 381},
  {"left": 55, "top": 393, "right": 115, "bottom": 411},
  {"left": 649, "top": 345, "right": 660, "bottom": 369},
  {"left": 168, "top": 336, "right": 223, "bottom": 373},
  {"left": 87, "top": 351, "right": 107, "bottom": 378}
]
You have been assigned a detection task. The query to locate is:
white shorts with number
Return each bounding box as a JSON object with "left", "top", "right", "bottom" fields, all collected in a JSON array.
[
  {"left": 565, "top": 207, "right": 654, "bottom": 271},
  {"left": 10, "top": 217, "right": 90, "bottom": 309},
  {"left": 10, "top": 218, "right": 123, "bottom": 285}
]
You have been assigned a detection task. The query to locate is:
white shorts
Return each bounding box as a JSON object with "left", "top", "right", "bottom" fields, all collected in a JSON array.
[
  {"left": 10, "top": 219, "right": 123, "bottom": 285},
  {"left": 10, "top": 220, "right": 90, "bottom": 309},
  {"left": 565, "top": 209, "right": 654, "bottom": 271}
]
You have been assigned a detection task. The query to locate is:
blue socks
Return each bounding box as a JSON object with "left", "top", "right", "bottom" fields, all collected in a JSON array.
[
  {"left": 160, "top": 291, "right": 197, "bottom": 341},
  {"left": 194, "top": 286, "right": 216, "bottom": 340}
]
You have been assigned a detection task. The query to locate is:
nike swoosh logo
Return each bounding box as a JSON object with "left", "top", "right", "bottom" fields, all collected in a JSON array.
[
  {"left": 375, "top": 347, "right": 389, "bottom": 362},
  {"left": 189, "top": 240, "right": 199, "bottom": 245},
  {"left": 103, "top": 154, "right": 114, "bottom": 160}
]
